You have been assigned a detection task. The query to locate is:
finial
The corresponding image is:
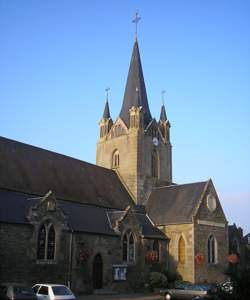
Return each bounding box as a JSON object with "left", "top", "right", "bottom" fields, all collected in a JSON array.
[
  {"left": 132, "top": 10, "right": 141, "bottom": 39},
  {"left": 161, "top": 90, "right": 166, "bottom": 106},
  {"left": 105, "top": 87, "right": 110, "bottom": 101}
]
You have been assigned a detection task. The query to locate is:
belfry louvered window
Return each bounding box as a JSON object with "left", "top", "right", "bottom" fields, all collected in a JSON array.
[
  {"left": 112, "top": 150, "right": 120, "bottom": 168},
  {"left": 37, "top": 222, "right": 56, "bottom": 260},
  {"left": 122, "top": 231, "right": 135, "bottom": 263},
  {"left": 151, "top": 149, "right": 159, "bottom": 178}
]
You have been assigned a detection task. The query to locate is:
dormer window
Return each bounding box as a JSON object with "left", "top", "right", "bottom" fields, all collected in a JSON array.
[{"left": 112, "top": 150, "right": 120, "bottom": 168}]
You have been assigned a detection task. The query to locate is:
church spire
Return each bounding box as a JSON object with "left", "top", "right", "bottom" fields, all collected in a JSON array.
[{"left": 119, "top": 39, "right": 152, "bottom": 127}]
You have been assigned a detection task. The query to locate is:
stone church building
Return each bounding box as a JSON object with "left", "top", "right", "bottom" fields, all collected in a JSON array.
[{"left": 0, "top": 35, "right": 228, "bottom": 292}]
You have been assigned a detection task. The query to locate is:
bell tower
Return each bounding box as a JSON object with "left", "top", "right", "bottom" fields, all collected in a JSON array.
[{"left": 96, "top": 37, "right": 172, "bottom": 204}]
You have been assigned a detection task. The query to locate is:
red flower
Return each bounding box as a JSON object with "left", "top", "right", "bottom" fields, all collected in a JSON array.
[
  {"left": 79, "top": 248, "right": 92, "bottom": 263},
  {"left": 195, "top": 253, "right": 204, "bottom": 265},
  {"left": 145, "top": 250, "right": 158, "bottom": 264},
  {"left": 227, "top": 254, "right": 238, "bottom": 264}
]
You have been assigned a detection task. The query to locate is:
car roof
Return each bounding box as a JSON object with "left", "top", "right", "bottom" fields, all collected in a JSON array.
[{"left": 34, "top": 284, "right": 68, "bottom": 287}]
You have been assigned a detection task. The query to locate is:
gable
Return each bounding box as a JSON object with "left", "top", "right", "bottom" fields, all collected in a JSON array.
[{"left": 194, "top": 180, "right": 227, "bottom": 225}]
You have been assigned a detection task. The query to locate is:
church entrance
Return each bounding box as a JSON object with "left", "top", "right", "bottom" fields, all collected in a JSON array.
[{"left": 93, "top": 254, "right": 103, "bottom": 289}]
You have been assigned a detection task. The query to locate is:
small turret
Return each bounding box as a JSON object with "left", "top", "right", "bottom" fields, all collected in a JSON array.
[
  {"left": 99, "top": 100, "right": 113, "bottom": 140},
  {"left": 159, "top": 104, "right": 170, "bottom": 142}
]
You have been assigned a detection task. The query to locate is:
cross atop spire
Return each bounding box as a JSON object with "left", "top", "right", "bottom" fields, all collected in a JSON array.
[
  {"left": 132, "top": 10, "right": 141, "bottom": 39},
  {"left": 161, "top": 90, "right": 166, "bottom": 106}
]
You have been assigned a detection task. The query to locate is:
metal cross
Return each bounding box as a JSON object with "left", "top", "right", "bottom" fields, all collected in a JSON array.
[
  {"left": 105, "top": 87, "right": 110, "bottom": 100},
  {"left": 132, "top": 11, "right": 141, "bottom": 39},
  {"left": 161, "top": 90, "right": 166, "bottom": 105}
]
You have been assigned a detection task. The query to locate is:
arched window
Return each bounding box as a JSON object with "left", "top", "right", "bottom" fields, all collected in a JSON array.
[
  {"left": 37, "top": 223, "right": 56, "bottom": 260},
  {"left": 153, "top": 240, "right": 160, "bottom": 262},
  {"left": 112, "top": 150, "right": 120, "bottom": 168},
  {"left": 178, "top": 236, "right": 185, "bottom": 264},
  {"left": 208, "top": 234, "right": 217, "bottom": 264},
  {"left": 151, "top": 149, "right": 159, "bottom": 178},
  {"left": 122, "top": 231, "right": 135, "bottom": 263}
]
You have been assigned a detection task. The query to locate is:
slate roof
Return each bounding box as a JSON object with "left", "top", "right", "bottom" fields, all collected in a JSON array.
[
  {"left": 160, "top": 104, "right": 167, "bottom": 122},
  {"left": 107, "top": 205, "right": 166, "bottom": 240},
  {"left": 0, "top": 189, "right": 118, "bottom": 236},
  {"left": 0, "top": 136, "right": 133, "bottom": 210},
  {"left": 103, "top": 100, "right": 111, "bottom": 119},
  {"left": 146, "top": 181, "right": 208, "bottom": 225},
  {"left": 119, "top": 39, "right": 152, "bottom": 127}
]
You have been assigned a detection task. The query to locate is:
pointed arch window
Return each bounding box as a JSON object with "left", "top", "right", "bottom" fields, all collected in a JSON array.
[
  {"left": 122, "top": 231, "right": 135, "bottom": 263},
  {"left": 112, "top": 150, "right": 120, "bottom": 168},
  {"left": 153, "top": 239, "right": 160, "bottom": 262},
  {"left": 37, "top": 222, "right": 56, "bottom": 260},
  {"left": 178, "top": 236, "right": 186, "bottom": 264},
  {"left": 208, "top": 234, "right": 217, "bottom": 264},
  {"left": 151, "top": 149, "right": 159, "bottom": 178}
]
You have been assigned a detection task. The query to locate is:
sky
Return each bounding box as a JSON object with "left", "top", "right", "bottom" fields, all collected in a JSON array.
[{"left": 0, "top": 1, "right": 249, "bottom": 233}]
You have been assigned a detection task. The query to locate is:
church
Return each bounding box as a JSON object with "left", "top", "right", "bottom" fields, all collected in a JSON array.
[{"left": 0, "top": 29, "right": 228, "bottom": 293}]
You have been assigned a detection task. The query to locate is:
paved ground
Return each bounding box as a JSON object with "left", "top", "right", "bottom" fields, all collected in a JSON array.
[{"left": 79, "top": 293, "right": 161, "bottom": 300}]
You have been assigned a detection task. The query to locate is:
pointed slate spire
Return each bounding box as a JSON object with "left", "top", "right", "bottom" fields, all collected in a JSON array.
[
  {"left": 160, "top": 104, "right": 167, "bottom": 122},
  {"left": 119, "top": 39, "right": 152, "bottom": 127},
  {"left": 103, "top": 100, "right": 110, "bottom": 119}
]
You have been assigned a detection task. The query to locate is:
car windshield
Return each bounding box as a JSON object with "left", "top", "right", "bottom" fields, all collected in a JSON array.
[
  {"left": 52, "top": 286, "right": 72, "bottom": 296},
  {"left": 14, "top": 287, "right": 35, "bottom": 296}
]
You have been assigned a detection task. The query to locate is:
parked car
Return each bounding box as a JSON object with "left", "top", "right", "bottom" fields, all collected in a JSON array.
[
  {"left": 160, "top": 283, "right": 218, "bottom": 300},
  {"left": 0, "top": 283, "right": 37, "bottom": 300},
  {"left": 32, "top": 284, "right": 75, "bottom": 300}
]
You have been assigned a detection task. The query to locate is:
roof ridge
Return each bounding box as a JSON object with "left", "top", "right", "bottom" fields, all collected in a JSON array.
[
  {"left": 0, "top": 135, "right": 115, "bottom": 173},
  {"left": 154, "top": 180, "right": 208, "bottom": 190}
]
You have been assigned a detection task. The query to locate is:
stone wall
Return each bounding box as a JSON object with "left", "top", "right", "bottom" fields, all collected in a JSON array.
[
  {"left": 163, "top": 223, "right": 194, "bottom": 283},
  {"left": 194, "top": 222, "right": 228, "bottom": 283}
]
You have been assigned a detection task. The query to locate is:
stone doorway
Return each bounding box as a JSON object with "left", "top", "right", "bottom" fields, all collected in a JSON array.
[{"left": 93, "top": 253, "right": 103, "bottom": 289}]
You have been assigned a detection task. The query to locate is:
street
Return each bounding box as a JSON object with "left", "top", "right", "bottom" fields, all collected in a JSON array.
[{"left": 79, "top": 293, "right": 161, "bottom": 300}]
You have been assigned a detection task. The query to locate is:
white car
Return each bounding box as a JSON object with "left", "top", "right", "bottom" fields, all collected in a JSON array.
[{"left": 32, "top": 284, "right": 76, "bottom": 300}]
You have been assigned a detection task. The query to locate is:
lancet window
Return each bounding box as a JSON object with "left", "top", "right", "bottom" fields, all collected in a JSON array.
[
  {"left": 122, "top": 231, "right": 135, "bottom": 263},
  {"left": 207, "top": 234, "right": 217, "bottom": 264},
  {"left": 37, "top": 222, "right": 56, "bottom": 260},
  {"left": 178, "top": 236, "right": 185, "bottom": 264}
]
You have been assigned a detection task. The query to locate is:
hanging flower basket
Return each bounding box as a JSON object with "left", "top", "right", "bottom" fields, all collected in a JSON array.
[
  {"left": 227, "top": 254, "right": 238, "bottom": 264},
  {"left": 79, "top": 248, "right": 92, "bottom": 264},
  {"left": 195, "top": 253, "right": 204, "bottom": 265},
  {"left": 145, "top": 250, "right": 158, "bottom": 264}
]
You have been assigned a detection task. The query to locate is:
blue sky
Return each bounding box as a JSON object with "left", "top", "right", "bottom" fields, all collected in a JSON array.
[{"left": 1, "top": 1, "right": 249, "bottom": 233}]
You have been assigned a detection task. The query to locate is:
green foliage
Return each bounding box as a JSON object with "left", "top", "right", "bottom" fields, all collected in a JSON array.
[
  {"left": 149, "top": 271, "right": 168, "bottom": 289},
  {"left": 126, "top": 265, "right": 146, "bottom": 292}
]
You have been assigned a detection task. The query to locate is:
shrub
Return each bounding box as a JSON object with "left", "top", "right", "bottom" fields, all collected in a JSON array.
[{"left": 149, "top": 271, "right": 168, "bottom": 289}]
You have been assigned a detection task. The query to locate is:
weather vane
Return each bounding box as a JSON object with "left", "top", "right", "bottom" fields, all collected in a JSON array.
[
  {"left": 161, "top": 90, "right": 166, "bottom": 105},
  {"left": 105, "top": 87, "right": 110, "bottom": 101},
  {"left": 132, "top": 10, "right": 141, "bottom": 39}
]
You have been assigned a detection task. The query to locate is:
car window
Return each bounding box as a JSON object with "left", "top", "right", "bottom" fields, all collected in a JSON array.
[
  {"left": 33, "top": 286, "right": 40, "bottom": 293},
  {"left": 14, "top": 287, "right": 35, "bottom": 296},
  {"left": 52, "top": 286, "right": 72, "bottom": 296},
  {"left": 38, "top": 286, "right": 48, "bottom": 295}
]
